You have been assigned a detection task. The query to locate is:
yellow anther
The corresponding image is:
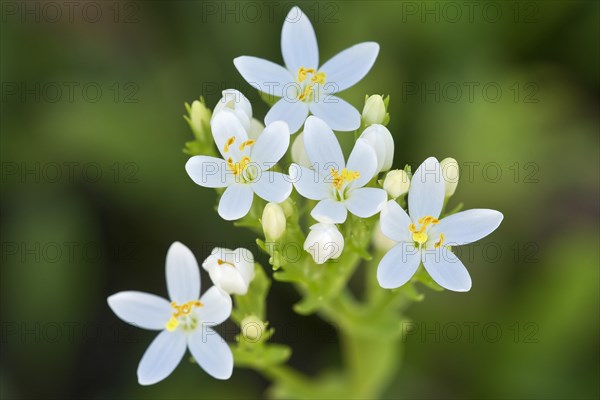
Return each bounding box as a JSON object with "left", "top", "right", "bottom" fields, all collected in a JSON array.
[
  {"left": 311, "top": 72, "right": 326, "bottom": 85},
  {"left": 217, "top": 259, "right": 236, "bottom": 267},
  {"left": 166, "top": 317, "right": 179, "bottom": 332},
  {"left": 297, "top": 67, "right": 316, "bottom": 83},
  {"left": 238, "top": 140, "right": 255, "bottom": 151},
  {"left": 227, "top": 156, "right": 251, "bottom": 176},
  {"left": 330, "top": 168, "right": 361, "bottom": 190},
  {"left": 297, "top": 85, "right": 313, "bottom": 101},
  {"left": 165, "top": 300, "right": 203, "bottom": 331},
  {"left": 412, "top": 231, "right": 428, "bottom": 244},
  {"left": 434, "top": 233, "right": 445, "bottom": 249},
  {"left": 223, "top": 136, "right": 236, "bottom": 153},
  {"left": 409, "top": 216, "right": 440, "bottom": 245}
]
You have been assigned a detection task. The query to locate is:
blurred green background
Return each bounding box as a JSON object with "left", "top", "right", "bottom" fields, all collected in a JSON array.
[{"left": 1, "top": 0, "right": 598, "bottom": 398}]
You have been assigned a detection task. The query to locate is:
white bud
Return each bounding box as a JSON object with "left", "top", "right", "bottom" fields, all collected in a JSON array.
[
  {"left": 303, "top": 223, "right": 344, "bottom": 264},
  {"left": 440, "top": 157, "right": 459, "bottom": 197},
  {"left": 185, "top": 99, "right": 211, "bottom": 139},
  {"left": 362, "top": 95, "right": 387, "bottom": 126},
  {"left": 291, "top": 132, "right": 312, "bottom": 167},
  {"left": 212, "top": 89, "right": 253, "bottom": 132},
  {"left": 262, "top": 203, "right": 286, "bottom": 241},
  {"left": 202, "top": 248, "right": 255, "bottom": 295},
  {"left": 383, "top": 169, "right": 410, "bottom": 199},
  {"left": 240, "top": 315, "right": 267, "bottom": 342},
  {"left": 359, "top": 125, "right": 394, "bottom": 173},
  {"left": 373, "top": 221, "right": 396, "bottom": 252}
]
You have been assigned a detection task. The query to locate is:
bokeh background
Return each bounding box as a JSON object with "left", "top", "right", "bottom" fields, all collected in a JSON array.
[{"left": 1, "top": 0, "right": 598, "bottom": 398}]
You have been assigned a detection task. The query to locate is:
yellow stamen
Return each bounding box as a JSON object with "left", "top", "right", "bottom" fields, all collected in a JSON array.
[
  {"left": 165, "top": 300, "right": 203, "bottom": 331},
  {"left": 330, "top": 168, "right": 361, "bottom": 190},
  {"left": 298, "top": 85, "right": 313, "bottom": 101},
  {"left": 296, "top": 67, "right": 326, "bottom": 101},
  {"left": 217, "top": 259, "right": 236, "bottom": 267},
  {"left": 297, "top": 67, "right": 316, "bottom": 83},
  {"left": 311, "top": 72, "right": 326, "bottom": 85},
  {"left": 409, "top": 216, "right": 440, "bottom": 245},
  {"left": 434, "top": 233, "right": 445, "bottom": 249},
  {"left": 227, "top": 156, "right": 251, "bottom": 176},
  {"left": 238, "top": 140, "right": 255, "bottom": 151},
  {"left": 223, "top": 136, "right": 236, "bottom": 153}
]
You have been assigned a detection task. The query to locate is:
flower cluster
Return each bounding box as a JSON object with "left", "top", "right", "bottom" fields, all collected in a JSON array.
[{"left": 108, "top": 5, "right": 503, "bottom": 387}]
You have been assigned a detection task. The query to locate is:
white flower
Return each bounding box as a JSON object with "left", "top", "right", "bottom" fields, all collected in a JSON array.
[
  {"left": 212, "top": 89, "right": 264, "bottom": 139},
  {"left": 233, "top": 6, "right": 379, "bottom": 133},
  {"left": 359, "top": 124, "right": 394, "bottom": 174},
  {"left": 107, "top": 242, "right": 233, "bottom": 384},
  {"left": 383, "top": 169, "right": 410, "bottom": 199},
  {"left": 291, "top": 132, "right": 311, "bottom": 167},
  {"left": 202, "top": 247, "right": 255, "bottom": 295},
  {"left": 262, "top": 202, "right": 286, "bottom": 241},
  {"left": 186, "top": 110, "right": 293, "bottom": 221},
  {"left": 362, "top": 94, "right": 387, "bottom": 126},
  {"left": 440, "top": 157, "right": 459, "bottom": 197},
  {"left": 304, "top": 223, "right": 344, "bottom": 264},
  {"left": 377, "top": 157, "right": 503, "bottom": 292},
  {"left": 290, "top": 116, "right": 387, "bottom": 223}
]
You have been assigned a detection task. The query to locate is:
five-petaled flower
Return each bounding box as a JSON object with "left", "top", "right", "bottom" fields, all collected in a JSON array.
[
  {"left": 290, "top": 116, "right": 387, "bottom": 223},
  {"left": 186, "top": 110, "right": 293, "bottom": 220},
  {"left": 377, "top": 157, "right": 503, "bottom": 292},
  {"left": 107, "top": 242, "right": 234, "bottom": 385},
  {"left": 234, "top": 6, "right": 379, "bottom": 133}
]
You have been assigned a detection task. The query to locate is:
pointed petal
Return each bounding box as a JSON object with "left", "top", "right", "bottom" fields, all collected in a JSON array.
[
  {"left": 311, "top": 198, "right": 348, "bottom": 223},
  {"left": 303, "top": 116, "right": 345, "bottom": 174},
  {"left": 265, "top": 98, "right": 308, "bottom": 134},
  {"left": 137, "top": 330, "right": 186, "bottom": 385},
  {"left": 346, "top": 139, "right": 378, "bottom": 188},
  {"left": 360, "top": 125, "right": 395, "bottom": 173},
  {"left": 166, "top": 242, "right": 200, "bottom": 304},
  {"left": 212, "top": 89, "right": 253, "bottom": 131},
  {"left": 251, "top": 121, "right": 290, "bottom": 166},
  {"left": 187, "top": 327, "right": 233, "bottom": 380},
  {"left": 377, "top": 243, "right": 421, "bottom": 289},
  {"left": 251, "top": 172, "right": 293, "bottom": 203},
  {"left": 380, "top": 200, "right": 412, "bottom": 242},
  {"left": 211, "top": 110, "right": 248, "bottom": 160},
  {"left": 289, "top": 164, "right": 329, "bottom": 200},
  {"left": 346, "top": 187, "right": 387, "bottom": 218},
  {"left": 422, "top": 248, "right": 472, "bottom": 292},
  {"left": 233, "top": 56, "right": 293, "bottom": 97},
  {"left": 408, "top": 157, "right": 445, "bottom": 221},
  {"left": 430, "top": 209, "right": 504, "bottom": 246},
  {"left": 107, "top": 292, "right": 171, "bottom": 330},
  {"left": 198, "top": 286, "right": 232, "bottom": 326},
  {"left": 310, "top": 96, "right": 361, "bottom": 132},
  {"left": 319, "top": 42, "right": 379, "bottom": 93},
  {"left": 185, "top": 156, "right": 232, "bottom": 188},
  {"left": 281, "top": 6, "right": 319, "bottom": 73},
  {"left": 218, "top": 184, "right": 254, "bottom": 221}
]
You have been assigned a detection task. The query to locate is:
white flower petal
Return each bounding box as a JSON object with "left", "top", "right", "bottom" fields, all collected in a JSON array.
[
  {"left": 345, "top": 187, "right": 387, "bottom": 218},
  {"left": 233, "top": 56, "right": 293, "bottom": 97},
  {"left": 291, "top": 132, "right": 312, "bottom": 167},
  {"left": 212, "top": 89, "right": 253, "bottom": 131},
  {"left": 345, "top": 139, "right": 378, "bottom": 188},
  {"left": 311, "top": 198, "right": 348, "bottom": 223},
  {"left": 107, "top": 291, "right": 171, "bottom": 330},
  {"left": 265, "top": 98, "right": 309, "bottom": 134},
  {"left": 319, "top": 42, "right": 379, "bottom": 93},
  {"left": 211, "top": 110, "right": 248, "bottom": 160},
  {"left": 218, "top": 184, "right": 254, "bottom": 221},
  {"left": 185, "top": 156, "right": 232, "bottom": 188},
  {"left": 281, "top": 6, "right": 319, "bottom": 73},
  {"left": 422, "top": 248, "right": 472, "bottom": 292},
  {"left": 250, "top": 121, "right": 290, "bottom": 166},
  {"left": 303, "top": 116, "right": 345, "bottom": 174},
  {"left": 248, "top": 118, "right": 265, "bottom": 140},
  {"left": 380, "top": 200, "right": 412, "bottom": 242},
  {"left": 166, "top": 241, "right": 200, "bottom": 304},
  {"left": 408, "top": 157, "right": 445, "bottom": 221},
  {"left": 198, "top": 286, "right": 232, "bottom": 325},
  {"left": 309, "top": 96, "right": 361, "bottom": 132},
  {"left": 203, "top": 248, "right": 255, "bottom": 295},
  {"left": 187, "top": 327, "right": 233, "bottom": 380},
  {"left": 137, "top": 330, "right": 187, "bottom": 385},
  {"left": 251, "top": 172, "right": 292, "bottom": 203},
  {"left": 377, "top": 243, "right": 421, "bottom": 289},
  {"left": 360, "top": 125, "right": 395, "bottom": 173},
  {"left": 430, "top": 209, "right": 503, "bottom": 246},
  {"left": 289, "top": 164, "right": 329, "bottom": 200}
]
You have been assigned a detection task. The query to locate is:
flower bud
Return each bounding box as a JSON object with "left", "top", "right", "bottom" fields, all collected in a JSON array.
[
  {"left": 262, "top": 203, "right": 286, "bottom": 241},
  {"left": 184, "top": 98, "right": 211, "bottom": 140},
  {"left": 362, "top": 95, "right": 388, "bottom": 126},
  {"left": 360, "top": 124, "right": 395, "bottom": 173},
  {"left": 440, "top": 157, "right": 459, "bottom": 197},
  {"left": 291, "top": 132, "right": 312, "bottom": 167},
  {"left": 202, "top": 248, "right": 255, "bottom": 295},
  {"left": 303, "top": 223, "right": 344, "bottom": 264},
  {"left": 240, "top": 315, "right": 267, "bottom": 342},
  {"left": 373, "top": 221, "right": 396, "bottom": 252},
  {"left": 212, "top": 89, "right": 253, "bottom": 132},
  {"left": 383, "top": 169, "right": 410, "bottom": 199}
]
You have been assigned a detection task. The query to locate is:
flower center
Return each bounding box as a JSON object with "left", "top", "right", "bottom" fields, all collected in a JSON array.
[
  {"left": 223, "top": 136, "right": 257, "bottom": 181},
  {"left": 408, "top": 216, "right": 440, "bottom": 245},
  {"left": 296, "top": 67, "right": 326, "bottom": 102},
  {"left": 166, "top": 300, "right": 203, "bottom": 332},
  {"left": 331, "top": 168, "right": 360, "bottom": 191}
]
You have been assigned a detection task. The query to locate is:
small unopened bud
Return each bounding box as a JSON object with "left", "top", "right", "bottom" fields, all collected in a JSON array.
[
  {"left": 184, "top": 98, "right": 211, "bottom": 140},
  {"left": 383, "top": 169, "right": 410, "bottom": 199},
  {"left": 201, "top": 248, "right": 255, "bottom": 295},
  {"left": 304, "top": 223, "right": 344, "bottom": 264},
  {"left": 440, "top": 157, "right": 459, "bottom": 197},
  {"left": 362, "top": 95, "right": 388, "bottom": 126},
  {"left": 262, "top": 203, "right": 286, "bottom": 240},
  {"left": 240, "top": 315, "right": 267, "bottom": 342},
  {"left": 212, "top": 89, "right": 253, "bottom": 132}
]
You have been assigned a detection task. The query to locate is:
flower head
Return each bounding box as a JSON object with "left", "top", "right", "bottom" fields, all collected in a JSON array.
[
  {"left": 107, "top": 242, "right": 233, "bottom": 384},
  {"left": 304, "top": 223, "right": 344, "bottom": 264},
  {"left": 262, "top": 202, "right": 287, "bottom": 241},
  {"left": 233, "top": 6, "right": 379, "bottom": 133},
  {"left": 290, "top": 116, "right": 387, "bottom": 224},
  {"left": 186, "top": 110, "right": 293, "bottom": 220},
  {"left": 202, "top": 247, "right": 255, "bottom": 295},
  {"left": 377, "top": 157, "right": 503, "bottom": 292}
]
